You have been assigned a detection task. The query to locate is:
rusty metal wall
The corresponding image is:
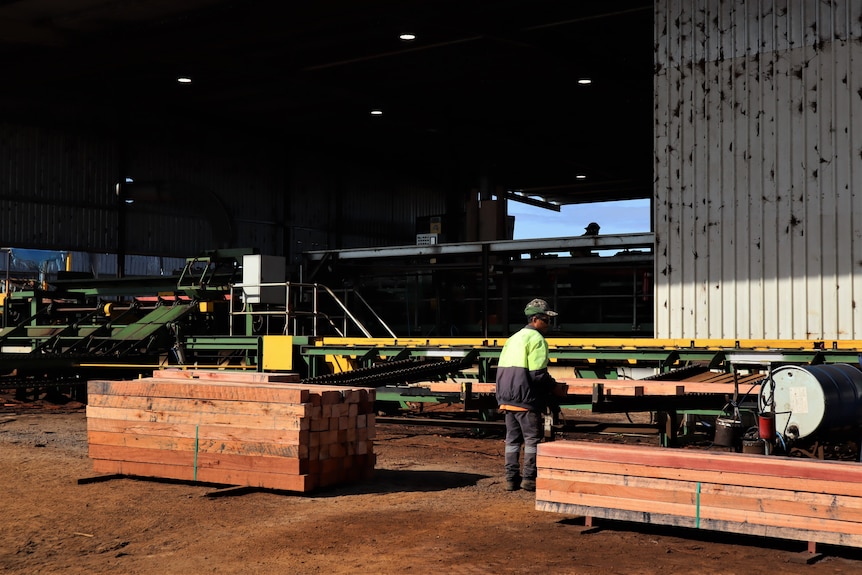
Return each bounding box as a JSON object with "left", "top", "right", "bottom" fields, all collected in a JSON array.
[{"left": 655, "top": 0, "right": 862, "bottom": 340}]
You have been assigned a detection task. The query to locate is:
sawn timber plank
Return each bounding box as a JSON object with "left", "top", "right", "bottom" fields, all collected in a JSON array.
[
  {"left": 534, "top": 500, "right": 862, "bottom": 549},
  {"left": 536, "top": 455, "right": 862, "bottom": 498},
  {"left": 87, "top": 393, "right": 312, "bottom": 418},
  {"left": 86, "top": 405, "right": 308, "bottom": 431},
  {"left": 538, "top": 475, "right": 862, "bottom": 524},
  {"left": 153, "top": 369, "right": 301, "bottom": 382},
  {"left": 91, "top": 458, "right": 315, "bottom": 492},
  {"left": 88, "top": 430, "right": 309, "bottom": 460},
  {"left": 88, "top": 379, "right": 309, "bottom": 404},
  {"left": 86, "top": 417, "right": 308, "bottom": 444},
  {"left": 535, "top": 487, "right": 862, "bottom": 536},
  {"left": 540, "top": 468, "right": 862, "bottom": 521},
  {"left": 538, "top": 441, "right": 862, "bottom": 485},
  {"left": 88, "top": 444, "right": 307, "bottom": 475}
]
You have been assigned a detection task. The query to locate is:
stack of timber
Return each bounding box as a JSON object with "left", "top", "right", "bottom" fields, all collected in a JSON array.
[
  {"left": 536, "top": 441, "right": 862, "bottom": 549},
  {"left": 86, "top": 370, "right": 375, "bottom": 492},
  {"left": 417, "top": 373, "right": 764, "bottom": 397}
]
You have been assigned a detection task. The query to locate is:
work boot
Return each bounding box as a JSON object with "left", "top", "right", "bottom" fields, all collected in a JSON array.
[
  {"left": 520, "top": 478, "right": 536, "bottom": 492},
  {"left": 505, "top": 476, "right": 521, "bottom": 491}
]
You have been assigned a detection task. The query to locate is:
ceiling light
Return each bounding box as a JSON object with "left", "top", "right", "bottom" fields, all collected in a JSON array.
[
  {"left": 177, "top": 77, "right": 192, "bottom": 84},
  {"left": 576, "top": 174, "right": 587, "bottom": 179},
  {"left": 399, "top": 34, "right": 416, "bottom": 41},
  {"left": 577, "top": 78, "right": 592, "bottom": 85},
  {"left": 370, "top": 109, "right": 383, "bottom": 116}
]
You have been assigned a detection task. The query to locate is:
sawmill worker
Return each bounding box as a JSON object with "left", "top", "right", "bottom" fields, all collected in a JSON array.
[{"left": 495, "top": 298, "right": 567, "bottom": 492}]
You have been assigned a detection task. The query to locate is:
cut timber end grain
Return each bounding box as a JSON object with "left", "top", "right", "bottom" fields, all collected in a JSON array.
[{"left": 87, "top": 375, "right": 375, "bottom": 493}]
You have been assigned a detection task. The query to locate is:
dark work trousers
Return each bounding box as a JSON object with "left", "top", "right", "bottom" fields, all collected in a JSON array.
[{"left": 504, "top": 410, "right": 542, "bottom": 481}]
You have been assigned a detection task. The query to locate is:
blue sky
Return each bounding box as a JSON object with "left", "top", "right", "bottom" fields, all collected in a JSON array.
[{"left": 509, "top": 198, "right": 651, "bottom": 239}]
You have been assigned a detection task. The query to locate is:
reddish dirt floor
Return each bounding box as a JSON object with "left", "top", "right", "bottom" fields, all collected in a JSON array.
[{"left": 2, "top": 394, "right": 862, "bottom": 575}]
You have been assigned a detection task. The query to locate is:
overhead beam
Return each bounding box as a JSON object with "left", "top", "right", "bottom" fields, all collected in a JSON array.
[{"left": 304, "top": 233, "right": 654, "bottom": 260}]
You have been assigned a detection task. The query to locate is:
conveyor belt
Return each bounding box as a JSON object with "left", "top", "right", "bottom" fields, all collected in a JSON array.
[{"left": 302, "top": 357, "right": 466, "bottom": 387}]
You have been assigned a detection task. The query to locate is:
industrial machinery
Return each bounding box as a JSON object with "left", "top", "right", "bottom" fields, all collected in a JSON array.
[
  {"left": 301, "top": 233, "right": 655, "bottom": 339},
  {"left": 4, "top": 241, "right": 862, "bottom": 463}
]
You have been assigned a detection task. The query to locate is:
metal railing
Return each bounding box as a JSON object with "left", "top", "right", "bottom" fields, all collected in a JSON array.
[{"left": 228, "top": 281, "right": 397, "bottom": 338}]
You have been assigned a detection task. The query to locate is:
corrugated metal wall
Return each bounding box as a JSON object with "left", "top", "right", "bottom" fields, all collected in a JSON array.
[
  {"left": 286, "top": 151, "right": 449, "bottom": 254},
  {"left": 1, "top": 123, "right": 450, "bottom": 273},
  {"left": 123, "top": 137, "right": 286, "bottom": 257},
  {"left": 0, "top": 124, "right": 119, "bottom": 252},
  {"left": 655, "top": 0, "right": 862, "bottom": 340}
]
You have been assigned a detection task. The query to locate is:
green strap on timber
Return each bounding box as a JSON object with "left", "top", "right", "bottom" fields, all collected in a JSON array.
[
  {"left": 695, "top": 482, "right": 701, "bottom": 528},
  {"left": 194, "top": 425, "right": 199, "bottom": 482}
]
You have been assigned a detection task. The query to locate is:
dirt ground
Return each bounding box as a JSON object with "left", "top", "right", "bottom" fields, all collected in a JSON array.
[{"left": 2, "top": 396, "right": 862, "bottom": 575}]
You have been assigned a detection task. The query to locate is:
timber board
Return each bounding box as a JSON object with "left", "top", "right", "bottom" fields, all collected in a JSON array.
[
  {"left": 91, "top": 458, "right": 315, "bottom": 492},
  {"left": 538, "top": 442, "right": 862, "bottom": 485},
  {"left": 86, "top": 405, "right": 309, "bottom": 430},
  {"left": 87, "top": 393, "right": 312, "bottom": 418},
  {"left": 535, "top": 501, "right": 862, "bottom": 548},
  {"left": 88, "top": 379, "right": 310, "bottom": 404},
  {"left": 88, "top": 444, "right": 308, "bottom": 475},
  {"left": 86, "top": 417, "right": 309, "bottom": 444},
  {"left": 87, "top": 430, "right": 310, "bottom": 459}
]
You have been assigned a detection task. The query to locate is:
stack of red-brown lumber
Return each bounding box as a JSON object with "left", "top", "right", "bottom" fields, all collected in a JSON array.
[
  {"left": 536, "top": 441, "right": 862, "bottom": 549},
  {"left": 86, "top": 369, "right": 376, "bottom": 492},
  {"left": 414, "top": 373, "right": 763, "bottom": 397}
]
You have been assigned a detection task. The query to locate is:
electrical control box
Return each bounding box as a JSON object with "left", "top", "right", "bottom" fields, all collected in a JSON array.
[{"left": 242, "top": 254, "right": 286, "bottom": 304}]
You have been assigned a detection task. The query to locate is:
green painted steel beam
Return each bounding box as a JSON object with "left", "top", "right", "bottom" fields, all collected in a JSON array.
[
  {"left": 185, "top": 336, "right": 261, "bottom": 350},
  {"left": 375, "top": 392, "right": 445, "bottom": 404},
  {"left": 549, "top": 349, "right": 676, "bottom": 362}
]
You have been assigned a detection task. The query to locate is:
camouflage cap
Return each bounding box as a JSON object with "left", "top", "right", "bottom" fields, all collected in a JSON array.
[{"left": 524, "top": 298, "right": 558, "bottom": 317}]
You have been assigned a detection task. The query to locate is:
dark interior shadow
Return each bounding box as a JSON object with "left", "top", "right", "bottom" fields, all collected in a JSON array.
[
  {"left": 79, "top": 468, "right": 489, "bottom": 498},
  {"left": 308, "top": 469, "right": 489, "bottom": 498}
]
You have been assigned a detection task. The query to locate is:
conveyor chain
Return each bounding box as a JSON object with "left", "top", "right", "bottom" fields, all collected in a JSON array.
[
  {"left": 0, "top": 374, "right": 84, "bottom": 391},
  {"left": 302, "top": 357, "right": 465, "bottom": 387}
]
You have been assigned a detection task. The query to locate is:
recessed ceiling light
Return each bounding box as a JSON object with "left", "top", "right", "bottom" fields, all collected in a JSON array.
[
  {"left": 370, "top": 109, "right": 383, "bottom": 116},
  {"left": 577, "top": 78, "right": 592, "bottom": 85},
  {"left": 177, "top": 77, "right": 192, "bottom": 84},
  {"left": 399, "top": 33, "right": 416, "bottom": 41},
  {"left": 576, "top": 174, "right": 587, "bottom": 179}
]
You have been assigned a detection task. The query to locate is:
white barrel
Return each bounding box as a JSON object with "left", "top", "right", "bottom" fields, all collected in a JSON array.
[{"left": 758, "top": 363, "right": 862, "bottom": 440}]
